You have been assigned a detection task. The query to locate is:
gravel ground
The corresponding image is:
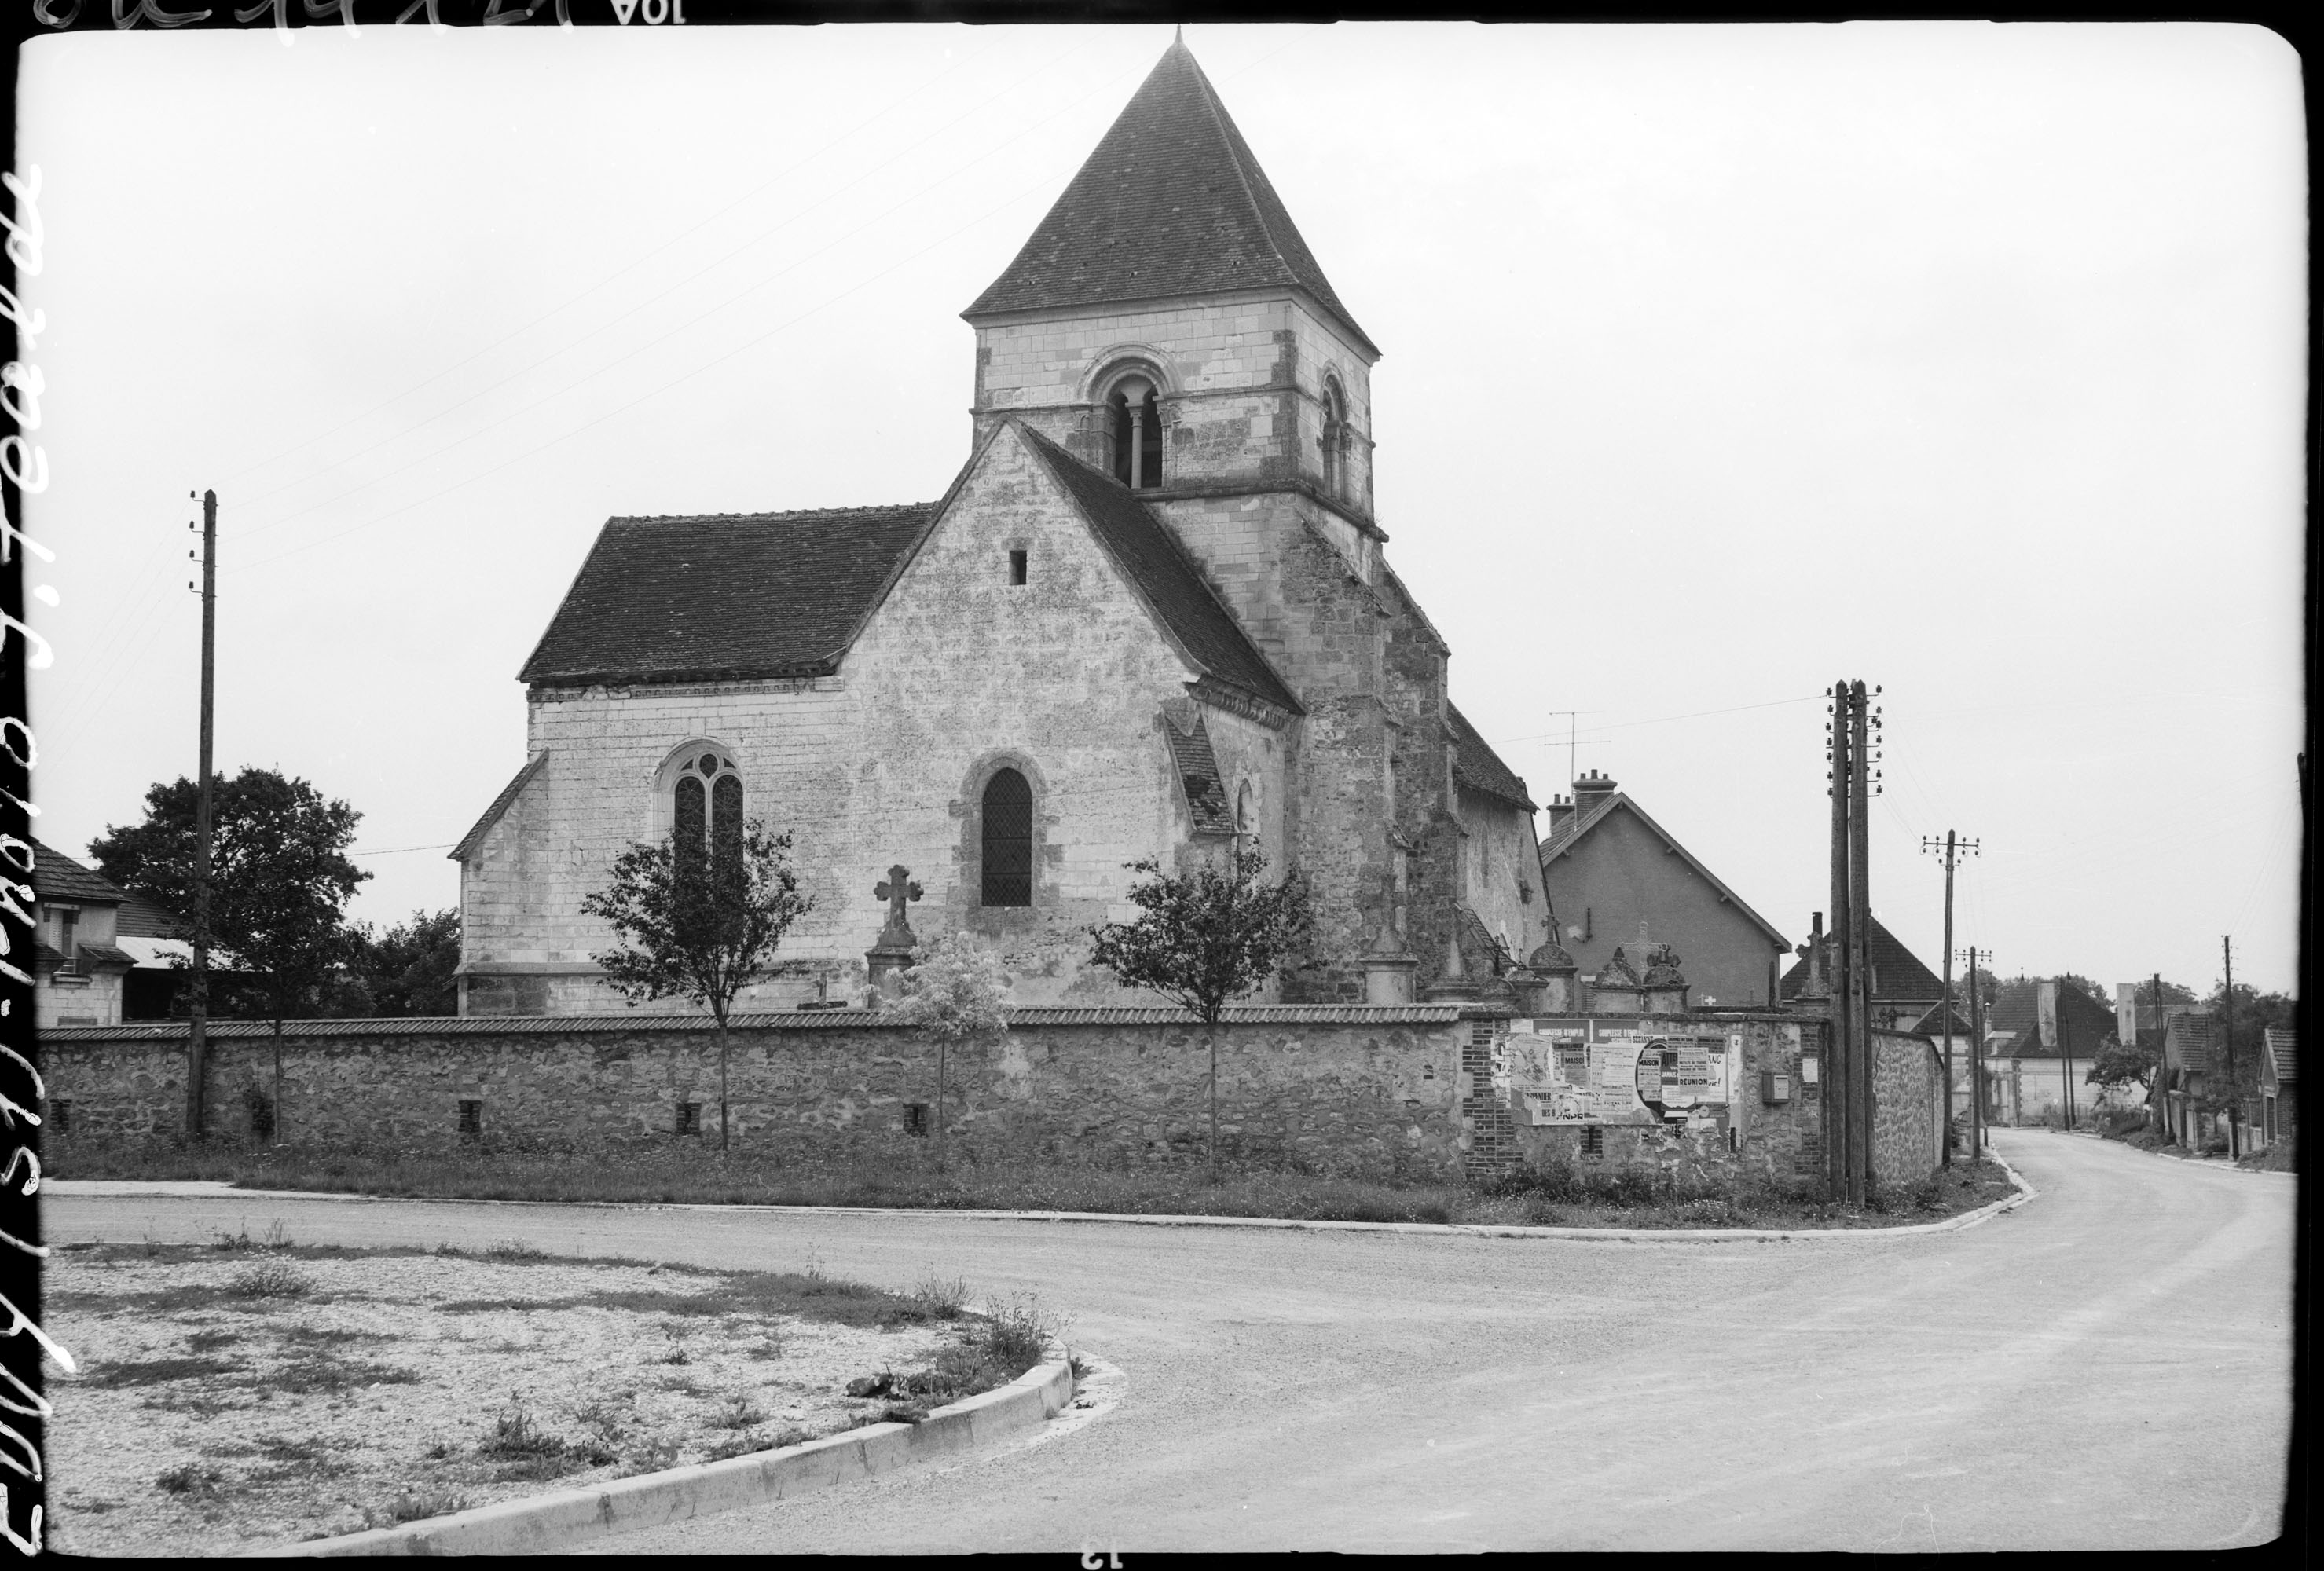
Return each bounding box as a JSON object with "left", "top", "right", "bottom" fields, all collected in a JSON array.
[
  {"left": 39, "top": 1243, "right": 953, "bottom": 1557},
  {"left": 42, "top": 1130, "right": 2294, "bottom": 1552}
]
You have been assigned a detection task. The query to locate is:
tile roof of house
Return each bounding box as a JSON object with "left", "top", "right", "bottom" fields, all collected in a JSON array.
[
  {"left": 1160, "top": 708, "right": 1236, "bottom": 837},
  {"left": 1780, "top": 915, "right": 1945, "bottom": 1004},
  {"left": 1544, "top": 792, "right": 1790, "bottom": 950},
  {"left": 518, "top": 503, "right": 939, "bottom": 686},
  {"left": 1984, "top": 980, "right": 2119, "bottom": 1057},
  {"left": 31, "top": 839, "right": 130, "bottom": 905},
  {"left": 1908, "top": 1000, "right": 1976, "bottom": 1038},
  {"left": 962, "top": 40, "right": 1376, "bottom": 357},
  {"left": 2264, "top": 1027, "right": 2297, "bottom": 1085},
  {"left": 1023, "top": 428, "right": 1301, "bottom": 715},
  {"left": 450, "top": 753, "right": 549, "bottom": 862},
  {"left": 2163, "top": 1012, "right": 2218, "bottom": 1075},
  {"left": 114, "top": 893, "right": 189, "bottom": 939},
  {"left": 1445, "top": 704, "right": 1535, "bottom": 811}
]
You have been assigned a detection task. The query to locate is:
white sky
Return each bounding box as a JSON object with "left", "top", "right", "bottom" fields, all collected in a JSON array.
[{"left": 17, "top": 21, "right": 2307, "bottom": 995}]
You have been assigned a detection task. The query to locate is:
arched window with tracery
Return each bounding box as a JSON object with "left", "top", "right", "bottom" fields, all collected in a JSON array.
[
  {"left": 670, "top": 748, "right": 744, "bottom": 883},
  {"left": 981, "top": 767, "right": 1034, "bottom": 906},
  {"left": 1236, "top": 781, "right": 1255, "bottom": 843},
  {"left": 1108, "top": 373, "right": 1164, "bottom": 489}
]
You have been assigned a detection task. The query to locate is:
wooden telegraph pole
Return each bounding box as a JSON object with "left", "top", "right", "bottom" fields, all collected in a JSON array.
[
  {"left": 1922, "top": 831, "right": 1978, "bottom": 1166},
  {"left": 1959, "top": 946, "right": 1992, "bottom": 1155},
  {"left": 1827, "top": 680, "right": 1854, "bottom": 1203},
  {"left": 185, "top": 489, "right": 217, "bottom": 1139},
  {"left": 2221, "top": 936, "right": 2236, "bottom": 1157},
  {"left": 1849, "top": 681, "right": 1876, "bottom": 1202}
]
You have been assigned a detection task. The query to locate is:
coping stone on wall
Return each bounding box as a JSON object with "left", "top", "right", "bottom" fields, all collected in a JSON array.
[{"left": 41, "top": 1005, "right": 1470, "bottom": 1042}]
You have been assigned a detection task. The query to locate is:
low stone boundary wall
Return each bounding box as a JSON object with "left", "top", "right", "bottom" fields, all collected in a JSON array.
[
  {"left": 1871, "top": 1028, "right": 1946, "bottom": 1188},
  {"left": 40, "top": 1006, "right": 1476, "bottom": 1178}
]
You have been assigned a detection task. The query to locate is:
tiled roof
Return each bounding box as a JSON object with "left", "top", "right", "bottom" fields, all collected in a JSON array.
[
  {"left": 2264, "top": 1027, "right": 2297, "bottom": 1085},
  {"left": 1161, "top": 708, "right": 1236, "bottom": 837},
  {"left": 1024, "top": 429, "right": 1301, "bottom": 714},
  {"left": 38, "top": 1003, "right": 1469, "bottom": 1042},
  {"left": 518, "top": 504, "right": 937, "bottom": 686},
  {"left": 1984, "top": 980, "right": 2118, "bottom": 1056},
  {"left": 1446, "top": 704, "right": 1535, "bottom": 811},
  {"left": 2163, "top": 1012, "right": 2217, "bottom": 1075},
  {"left": 1780, "top": 917, "right": 1945, "bottom": 1005},
  {"left": 31, "top": 840, "right": 128, "bottom": 905},
  {"left": 964, "top": 40, "right": 1376, "bottom": 357},
  {"left": 115, "top": 893, "right": 189, "bottom": 939},
  {"left": 451, "top": 753, "right": 548, "bottom": 862},
  {"left": 1908, "top": 1000, "right": 1975, "bottom": 1038}
]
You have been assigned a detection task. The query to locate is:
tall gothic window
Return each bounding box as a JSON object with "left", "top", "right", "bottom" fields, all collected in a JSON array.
[
  {"left": 1109, "top": 376, "right": 1163, "bottom": 489},
  {"left": 673, "top": 749, "right": 743, "bottom": 882},
  {"left": 981, "top": 767, "right": 1033, "bottom": 907}
]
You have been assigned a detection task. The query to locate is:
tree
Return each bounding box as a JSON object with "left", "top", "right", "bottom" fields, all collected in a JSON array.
[
  {"left": 91, "top": 767, "right": 370, "bottom": 1140},
  {"left": 343, "top": 910, "right": 461, "bottom": 1017},
  {"left": 1087, "top": 841, "right": 1314, "bottom": 1174},
  {"left": 2204, "top": 981, "right": 2294, "bottom": 1105},
  {"left": 2086, "top": 1030, "right": 2158, "bottom": 1096},
  {"left": 580, "top": 818, "right": 810, "bottom": 1150},
  {"left": 885, "top": 932, "right": 1011, "bottom": 1171}
]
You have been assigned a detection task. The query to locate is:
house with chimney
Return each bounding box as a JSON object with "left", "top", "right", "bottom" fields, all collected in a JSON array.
[
  {"left": 1534, "top": 770, "right": 1791, "bottom": 1009},
  {"left": 1983, "top": 979, "right": 2124, "bottom": 1126},
  {"left": 25, "top": 840, "right": 195, "bottom": 1029},
  {"left": 2158, "top": 1010, "right": 2222, "bottom": 1148},
  {"left": 2257, "top": 1027, "right": 2297, "bottom": 1150}
]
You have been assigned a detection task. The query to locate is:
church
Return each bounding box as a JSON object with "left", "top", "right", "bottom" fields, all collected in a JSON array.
[{"left": 452, "top": 38, "right": 1549, "bottom": 1015}]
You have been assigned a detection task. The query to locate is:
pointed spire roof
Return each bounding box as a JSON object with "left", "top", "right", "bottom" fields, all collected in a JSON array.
[{"left": 964, "top": 39, "right": 1376, "bottom": 357}]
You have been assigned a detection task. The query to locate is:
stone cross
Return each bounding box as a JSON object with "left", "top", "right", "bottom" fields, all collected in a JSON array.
[{"left": 873, "top": 864, "right": 923, "bottom": 952}]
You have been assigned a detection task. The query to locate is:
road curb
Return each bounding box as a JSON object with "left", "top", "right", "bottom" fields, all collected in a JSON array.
[
  {"left": 49, "top": 1174, "right": 2038, "bottom": 1245},
  {"left": 252, "top": 1349, "right": 1077, "bottom": 1557}
]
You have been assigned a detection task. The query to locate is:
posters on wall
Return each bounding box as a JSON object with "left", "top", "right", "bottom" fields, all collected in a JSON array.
[{"left": 1508, "top": 1020, "right": 1742, "bottom": 1128}]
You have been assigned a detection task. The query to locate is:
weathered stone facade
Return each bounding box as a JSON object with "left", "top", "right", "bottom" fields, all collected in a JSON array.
[
  {"left": 1871, "top": 1027, "right": 1945, "bottom": 1188},
  {"left": 453, "top": 38, "right": 1547, "bottom": 1016},
  {"left": 40, "top": 1008, "right": 1475, "bottom": 1178}
]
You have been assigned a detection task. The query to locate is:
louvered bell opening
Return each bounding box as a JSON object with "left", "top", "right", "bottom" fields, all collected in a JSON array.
[{"left": 981, "top": 768, "right": 1034, "bottom": 907}]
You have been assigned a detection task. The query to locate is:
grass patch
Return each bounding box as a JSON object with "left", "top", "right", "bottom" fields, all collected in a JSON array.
[
  {"left": 845, "top": 1291, "right": 1068, "bottom": 1419},
  {"left": 259, "top": 1356, "right": 421, "bottom": 1396},
  {"left": 87, "top": 1355, "right": 241, "bottom": 1389},
  {"left": 156, "top": 1462, "right": 225, "bottom": 1499},
  {"left": 227, "top": 1259, "right": 313, "bottom": 1299},
  {"left": 361, "top": 1485, "right": 472, "bottom": 1530}
]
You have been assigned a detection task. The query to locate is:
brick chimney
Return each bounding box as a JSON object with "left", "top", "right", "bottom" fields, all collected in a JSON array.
[
  {"left": 1545, "top": 793, "right": 1576, "bottom": 838},
  {"left": 1572, "top": 770, "right": 1618, "bottom": 818}
]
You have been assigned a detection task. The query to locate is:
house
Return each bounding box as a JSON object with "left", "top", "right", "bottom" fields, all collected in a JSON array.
[
  {"left": 451, "top": 37, "right": 1548, "bottom": 1016},
  {"left": 1535, "top": 771, "right": 1791, "bottom": 1008},
  {"left": 27, "top": 840, "right": 140, "bottom": 1029},
  {"left": 25, "top": 840, "right": 199, "bottom": 1027},
  {"left": 2258, "top": 1027, "right": 2297, "bottom": 1149},
  {"left": 2157, "top": 1011, "right": 2221, "bottom": 1148},
  {"left": 1779, "top": 914, "right": 1946, "bottom": 1029},
  {"left": 1984, "top": 979, "right": 2124, "bottom": 1126}
]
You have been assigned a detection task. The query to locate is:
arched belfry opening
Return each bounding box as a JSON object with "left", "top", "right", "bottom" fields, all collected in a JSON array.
[
  {"left": 1321, "top": 375, "right": 1351, "bottom": 499},
  {"left": 1109, "top": 375, "right": 1164, "bottom": 489}
]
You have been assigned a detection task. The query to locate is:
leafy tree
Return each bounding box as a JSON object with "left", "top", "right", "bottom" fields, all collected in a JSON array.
[
  {"left": 885, "top": 932, "right": 1011, "bottom": 1171},
  {"left": 350, "top": 910, "right": 461, "bottom": 1017},
  {"left": 90, "top": 767, "right": 370, "bottom": 1138},
  {"left": 1087, "top": 841, "right": 1314, "bottom": 1174},
  {"left": 2204, "top": 982, "right": 2294, "bottom": 1104},
  {"left": 2086, "top": 1030, "right": 2157, "bottom": 1095},
  {"left": 581, "top": 818, "right": 810, "bottom": 1150}
]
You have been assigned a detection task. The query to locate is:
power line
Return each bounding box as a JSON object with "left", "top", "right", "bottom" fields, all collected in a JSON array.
[{"left": 1494, "top": 692, "right": 1823, "bottom": 748}]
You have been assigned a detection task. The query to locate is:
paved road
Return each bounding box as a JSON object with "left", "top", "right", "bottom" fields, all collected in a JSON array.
[{"left": 44, "top": 1130, "right": 2293, "bottom": 1552}]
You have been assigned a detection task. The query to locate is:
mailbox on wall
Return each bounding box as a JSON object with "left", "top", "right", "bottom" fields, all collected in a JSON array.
[{"left": 1761, "top": 1071, "right": 1792, "bottom": 1104}]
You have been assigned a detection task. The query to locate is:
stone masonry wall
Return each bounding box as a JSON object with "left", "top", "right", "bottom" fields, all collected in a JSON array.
[
  {"left": 1871, "top": 1027, "right": 1943, "bottom": 1188},
  {"left": 41, "top": 1009, "right": 1472, "bottom": 1179},
  {"left": 1508, "top": 1015, "right": 1831, "bottom": 1195},
  {"left": 470, "top": 424, "right": 1287, "bottom": 1013}
]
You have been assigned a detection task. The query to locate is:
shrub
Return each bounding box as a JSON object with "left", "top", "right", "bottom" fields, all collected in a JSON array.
[
  {"left": 476, "top": 1404, "right": 569, "bottom": 1461},
  {"left": 227, "top": 1259, "right": 311, "bottom": 1298},
  {"left": 911, "top": 1268, "right": 972, "bottom": 1317}
]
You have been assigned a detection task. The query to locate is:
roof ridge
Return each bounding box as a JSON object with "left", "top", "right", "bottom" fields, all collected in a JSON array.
[{"left": 607, "top": 502, "right": 934, "bottom": 525}]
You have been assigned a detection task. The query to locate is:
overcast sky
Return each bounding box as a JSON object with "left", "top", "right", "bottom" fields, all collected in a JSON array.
[{"left": 19, "top": 21, "right": 2306, "bottom": 996}]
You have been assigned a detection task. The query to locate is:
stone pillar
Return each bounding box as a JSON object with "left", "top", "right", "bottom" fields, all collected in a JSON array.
[
  {"left": 1516, "top": 939, "right": 1578, "bottom": 1015},
  {"left": 1423, "top": 921, "right": 1478, "bottom": 1005},
  {"left": 1641, "top": 945, "right": 1691, "bottom": 1015},
  {"left": 1592, "top": 945, "right": 1644, "bottom": 1015}
]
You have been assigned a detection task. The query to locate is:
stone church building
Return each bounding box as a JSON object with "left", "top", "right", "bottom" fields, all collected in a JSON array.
[{"left": 453, "top": 38, "right": 1548, "bottom": 1016}]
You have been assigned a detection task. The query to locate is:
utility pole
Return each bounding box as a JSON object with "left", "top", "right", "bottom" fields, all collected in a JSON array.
[
  {"left": 185, "top": 489, "right": 217, "bottom": 1140},
  {"left": 2058, "top": 977, "right": 2076, "bottom": 1132},
  {"left": 2221, "top": 936, "right": 2235, "bottom": 1157},
  {"left": 1923, "top": 832, "right": 1979, "bottom": 1166},
  {"left": 1959, "top": 946, "right": 1992, "bottom": 1155},
  {"left": 1827, "top": 680, "right": 1854, "bottom": 1203},
  {"left": 2150, "top": 969, "right": 2167, "bottom": 1139},
  {"left": 1849, "top": 681, "right": 1877, "bottom": 1202}
]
